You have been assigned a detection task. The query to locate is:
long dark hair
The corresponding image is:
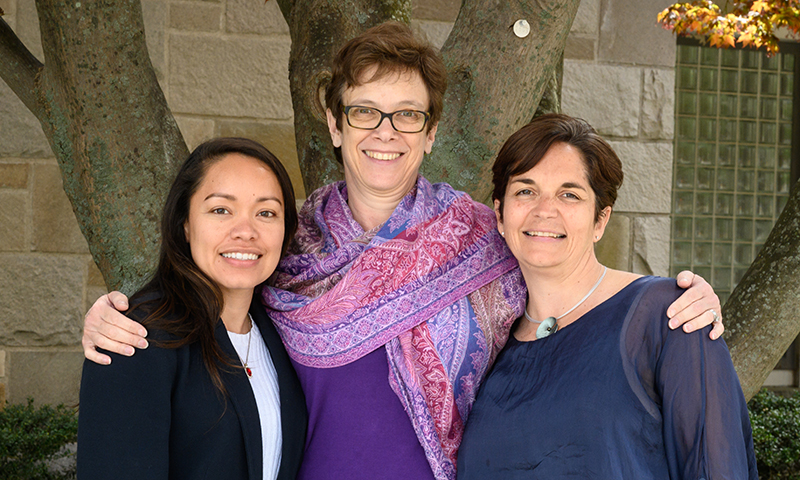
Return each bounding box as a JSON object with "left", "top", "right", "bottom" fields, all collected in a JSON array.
[{"left": 129, "top": 137, "right": 298, "bottom": 393}]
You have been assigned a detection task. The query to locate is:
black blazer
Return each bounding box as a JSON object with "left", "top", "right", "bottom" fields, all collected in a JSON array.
[{"left": 77, "top": 293, "right": 307, "bottom": 480}]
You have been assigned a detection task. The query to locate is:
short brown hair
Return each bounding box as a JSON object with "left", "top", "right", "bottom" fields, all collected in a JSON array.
[
  {"left": 325, "top": 22, "right": 448, "bottom": 160},
  {"left": 492, "top": 114, "right": 624, "bottom": 222}
]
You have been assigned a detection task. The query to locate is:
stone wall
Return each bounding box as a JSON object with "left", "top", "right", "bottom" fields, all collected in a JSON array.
[
  {"left": 562, "top": 0, "right": 677, "bottom": 277},
  {"left": 0, "top": 0, "right": 677, "bottom": 406}
]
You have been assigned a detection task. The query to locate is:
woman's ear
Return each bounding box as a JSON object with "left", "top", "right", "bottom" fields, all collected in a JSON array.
[
  {"left": 593, "top": 206, "right": 612, "bottom": 242},
  {"left": 326, "top": 108, "right": 343, "bottom": 148},
  {"left": 424, "top": 123, "right": 437, "bottom": 154},
  {"left": 494, "top": 199, "right": 504, "bottom": 237}
]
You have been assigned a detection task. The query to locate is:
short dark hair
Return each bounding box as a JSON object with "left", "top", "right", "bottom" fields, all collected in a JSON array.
[
  {"left": 131, "top": 137, "right": 297, "bottom": 394},
  {"left": 492, "top": 113, "right": 624, "bottom": 222},
  {"left": 325, "top": 21, "right": 448, "bottom": 163}
]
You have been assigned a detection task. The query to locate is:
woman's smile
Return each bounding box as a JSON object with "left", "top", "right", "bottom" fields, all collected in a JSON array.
[
  {"left": 364, "top": 150, "right": 402, "bottom": 161},
  {"left": 522, "top": 229, "right": 566, "bottom": 239},
  {"left": 495, "top": 142, "right": 610, "bottom": 274},
  {"left": 184, "top": 153, "right": 286, "bottom": 301},
  {"left": 327, "top": 69, "right": 436, "bottom": 203},
  {"left": 221, "top": 251, "right": 262, "bottom": 261}
]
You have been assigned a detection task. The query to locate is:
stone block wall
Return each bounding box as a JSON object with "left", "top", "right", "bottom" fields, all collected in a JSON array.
[
  {"left": 0, "top": 0, "right": 677, "bottom": 406},
  {"left": 563, "top": 0, "right": 677, "bottom": 277},
  {"left": 0, "top": 0, "right": 302, "bottom": 407}
]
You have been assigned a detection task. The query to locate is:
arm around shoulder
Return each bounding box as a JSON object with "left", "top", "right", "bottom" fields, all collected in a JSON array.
[
  {"left": 82, "top": 292, "right": 148, "bottom": 365},
  {"left": 646, "top": 281, "right": 758, "bottom": 479},
  {"left": 669, "top": 271, "right": 724, "bottom": 339}
]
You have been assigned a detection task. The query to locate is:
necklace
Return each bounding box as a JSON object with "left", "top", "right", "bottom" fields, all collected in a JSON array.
[
  {"left": 237, "top": 313, "right": 254, "bottom": 377},
  {"left": 524, "top": 266, "right": 607, "bottom": 339}
]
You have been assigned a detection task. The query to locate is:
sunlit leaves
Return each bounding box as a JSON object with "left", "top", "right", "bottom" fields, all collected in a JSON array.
[{"left": 658, "top": 0, "right": 800, "bottom": 55}]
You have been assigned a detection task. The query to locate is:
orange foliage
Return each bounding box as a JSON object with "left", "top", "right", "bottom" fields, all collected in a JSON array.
[{"left": 657, "top": 0, "right": 800, "bottom": 55}]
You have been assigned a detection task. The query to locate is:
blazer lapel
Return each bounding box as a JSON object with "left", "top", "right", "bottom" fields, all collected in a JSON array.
[
  {"left": 250, "top": 294, "right": 307, "bottom": 480},
  {"left": 215, "top": 320, "right": 263, "bottom": 480}
]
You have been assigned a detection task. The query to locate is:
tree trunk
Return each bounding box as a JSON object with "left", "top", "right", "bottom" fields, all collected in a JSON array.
[
  {"left": 534, "top": 53, "right": 563, "bottom": 118},
  {"left": 427, "top": 0, "right": 579, "bottom": 204},
  {"left": 0, "top": 0, "right": 187, "bottom": 293},
  {"left": 724, "top": 180, "right": 800, "bottom": 400}
]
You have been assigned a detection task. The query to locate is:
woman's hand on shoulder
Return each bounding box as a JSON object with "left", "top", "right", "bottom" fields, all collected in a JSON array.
[
  {"left": 83, "top": 292, "right": 149, "bottom": 365},
  {"left": 667, "top": 271, "right": 723, "bottom": 340}
]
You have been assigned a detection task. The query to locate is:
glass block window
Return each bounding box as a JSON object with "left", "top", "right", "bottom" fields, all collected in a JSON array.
[{"left": 672, "top": 44, "right": 796, "bottom": 305}]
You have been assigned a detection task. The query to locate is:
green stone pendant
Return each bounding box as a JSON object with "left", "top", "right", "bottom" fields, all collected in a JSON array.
[{"left": 536, "top": 316, "right": 559, "bottom": 339}]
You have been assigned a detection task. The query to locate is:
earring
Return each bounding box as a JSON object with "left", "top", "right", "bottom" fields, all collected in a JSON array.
[{"left": 501, "top": 231, "right": 505, "bottom": 237}]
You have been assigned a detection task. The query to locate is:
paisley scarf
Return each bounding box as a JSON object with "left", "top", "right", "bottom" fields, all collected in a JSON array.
[{"left": 262, "top": 177, "right": 525, "bottom": 479}]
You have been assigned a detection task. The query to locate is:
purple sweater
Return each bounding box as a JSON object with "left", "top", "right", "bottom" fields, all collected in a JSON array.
[{"left": 292, "top": 346, "right": 436, "bottom": 479}]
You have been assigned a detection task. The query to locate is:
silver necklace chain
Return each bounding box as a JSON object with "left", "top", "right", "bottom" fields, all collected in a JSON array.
[{"left": 524, "top": 266, "right": 608, "bottom": 338}]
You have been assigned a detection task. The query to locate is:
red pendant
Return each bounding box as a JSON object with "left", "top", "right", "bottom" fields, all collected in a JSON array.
[{"left": 245, "top": 366, "right": 253, "bottom": 377}]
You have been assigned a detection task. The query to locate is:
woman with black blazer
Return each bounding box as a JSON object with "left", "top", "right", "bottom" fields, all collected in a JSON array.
[{"left": 78, "top": 138, "right": 307, "bottom": 480}]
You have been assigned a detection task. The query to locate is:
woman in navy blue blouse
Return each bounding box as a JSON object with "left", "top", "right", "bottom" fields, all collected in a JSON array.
[{"left": 457, "top": 114, "right": 757, "bottom": 479}]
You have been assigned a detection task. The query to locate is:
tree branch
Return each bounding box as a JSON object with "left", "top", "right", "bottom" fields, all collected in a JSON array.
[
  {"left": 533, "top": 52, "right": 563, "bottom": 118},
  {"left": 34, "top": 0, "right": 188, "bottom": 292},
  {"left": 274, "top": 0, "right": 294, "bottom": 23},
  {"left": 426, "top": 0, "right": 580, "bottom": 203},
  {"left": 0, "top": 17, "right": 44, "bottom": 118},
  {"left": 725, "top": 181, "right": 800, "bottom": 400}
]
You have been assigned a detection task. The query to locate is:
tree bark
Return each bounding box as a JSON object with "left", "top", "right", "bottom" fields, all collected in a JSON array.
[
  {"left": 534, "top": 52, "right": 563, "bottom": 118},
  {"left": 724, "top": 180, "right": 800, "bottom": 400},
  {"left": 0, "top": 18, "right": 43, "bottom": 116},
  {"left": 427, "top": 0, "right": 579, "bottom": 203},
  {"left": 0, "top": 0, "right": 188, "bottom": 292}
]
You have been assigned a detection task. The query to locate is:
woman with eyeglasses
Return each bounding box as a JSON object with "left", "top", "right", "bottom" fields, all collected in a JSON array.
[{"left": 81, "top": 23, "right": 724, "bottom": 480}]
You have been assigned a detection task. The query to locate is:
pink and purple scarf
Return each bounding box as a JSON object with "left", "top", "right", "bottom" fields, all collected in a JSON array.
[{"left": 262, "top": 177, "right": 525, "bottom": 479}]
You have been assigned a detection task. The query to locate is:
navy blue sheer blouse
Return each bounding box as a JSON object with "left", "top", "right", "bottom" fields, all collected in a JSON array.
[{"left": 457, "top": 276, "right": 757, "bottom": 479}]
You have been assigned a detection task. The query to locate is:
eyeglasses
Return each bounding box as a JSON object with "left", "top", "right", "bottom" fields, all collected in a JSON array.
[{"left": 342, "top": 106, "right": 430, "bottom": 134}]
